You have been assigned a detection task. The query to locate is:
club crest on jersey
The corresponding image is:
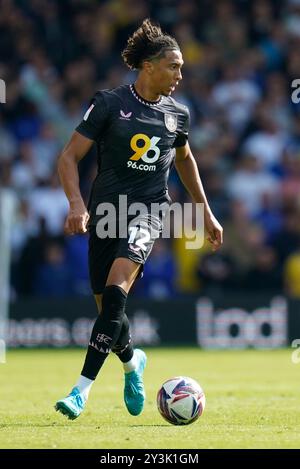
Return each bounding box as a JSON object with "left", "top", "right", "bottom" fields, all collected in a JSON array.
[{"left": 164, "top": 113, "right": 177, "bottom": 132}]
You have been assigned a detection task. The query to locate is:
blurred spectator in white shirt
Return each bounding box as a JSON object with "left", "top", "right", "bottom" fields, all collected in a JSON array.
[
  {"left": 27, "top": 172, "right": 69, "bottom": 236},
  {"left": 228, "top": 154, "right": 279, "bottom": 216}
]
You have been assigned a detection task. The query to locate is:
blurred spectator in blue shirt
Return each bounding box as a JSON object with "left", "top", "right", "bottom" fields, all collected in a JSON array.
[
  {"left": 136, "top": 239, "right": 177, "bottom": 299},
  {"left": 34, "top": 242, "right": 71, "bottom": 297}
]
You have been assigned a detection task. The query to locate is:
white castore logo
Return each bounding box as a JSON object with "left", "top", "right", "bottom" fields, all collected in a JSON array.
[{"left": 120, "top": 110, "right": 132, "bottom": 120}]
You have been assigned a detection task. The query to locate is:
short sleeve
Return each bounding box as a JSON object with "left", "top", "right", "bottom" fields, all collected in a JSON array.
[
  {"left": 76, "top": 91, "right": 109, "bottom": 141},
  {"left": 173, "top": 106, "right": 190, "bottom": 148}
]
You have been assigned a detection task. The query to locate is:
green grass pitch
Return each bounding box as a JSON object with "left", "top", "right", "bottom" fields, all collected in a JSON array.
[{"left": 0, "top": 348, "right": 299, "bottom": 449}]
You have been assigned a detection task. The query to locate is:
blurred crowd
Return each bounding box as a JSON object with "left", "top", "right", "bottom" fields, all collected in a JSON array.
[{"left": 1, "top": 0, "right": 300, "bottom": 299}]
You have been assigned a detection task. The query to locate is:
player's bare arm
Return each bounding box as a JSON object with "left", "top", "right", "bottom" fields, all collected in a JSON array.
[
  {"left": 175, "top": 142, "right": 223, "bottom": 251},
  {"left": 57, "top": 131, "right": 93, "bottom": 235}
]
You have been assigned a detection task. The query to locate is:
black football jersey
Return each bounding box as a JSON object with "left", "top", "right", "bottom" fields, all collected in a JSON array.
[{"left": 76, "top": 84, "right": 190, "bottom": 225}]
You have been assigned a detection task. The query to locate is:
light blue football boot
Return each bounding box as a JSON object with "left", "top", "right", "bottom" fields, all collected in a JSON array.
[
  {"left": 124, "top": 349, "right": 147, "bottom": 416},
  {"left": 55, "top": 386, "right": 86, "bottom": 420}
]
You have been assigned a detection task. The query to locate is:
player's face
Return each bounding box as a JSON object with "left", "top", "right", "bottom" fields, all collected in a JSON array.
[{"left": 151, "top": 49, "right": 183, "bottom": 96}]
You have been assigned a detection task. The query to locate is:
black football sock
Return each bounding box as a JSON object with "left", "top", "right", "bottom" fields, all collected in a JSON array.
[
  {"left": 81, "top": 285, "right": 127, "bottom": 380},
  {"left": 112, "top": 313, "right": 134, "bottom": 363}
]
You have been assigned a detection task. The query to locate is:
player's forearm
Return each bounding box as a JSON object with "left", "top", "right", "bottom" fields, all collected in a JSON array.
[
  {"left": 175, "top": 153, "right": 212, "bottom": 213},
  {"left": 57, "top": 151, "right": 84, "bottom": 207}
]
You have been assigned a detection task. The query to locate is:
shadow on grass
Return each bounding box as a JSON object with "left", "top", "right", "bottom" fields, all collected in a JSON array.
[
  {"left": 0, "top": 422, "right": 171, "bottom": 428},
  {"left": 0, "top": 422, "right": 97, "bottom": 428},
  {"left": 130, "top": 424, "right": 171, "bottom": 427}
]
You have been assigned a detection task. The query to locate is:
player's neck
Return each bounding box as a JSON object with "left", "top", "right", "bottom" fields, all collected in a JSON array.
[{"left": 133, "top": 79, "right": 161, "bottom": 103}]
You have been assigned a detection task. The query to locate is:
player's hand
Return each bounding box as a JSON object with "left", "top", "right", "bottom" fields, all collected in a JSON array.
[
  {"left": 204, "top": 210, "right": 223, "bottom": 252},
  {"left": 64, "top": 201, "right": 90, "bottom": 235}
]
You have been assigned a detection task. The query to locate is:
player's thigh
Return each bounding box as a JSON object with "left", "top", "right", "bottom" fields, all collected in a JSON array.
[
  {"left": 106, "top": 257, "right": 141, "bottom": 293},
  {"left": 106, "top": 214, "right": 161, "bottom": 292},
  {"left": 89, "top": 226, "right": 118, "bottom": 294}
]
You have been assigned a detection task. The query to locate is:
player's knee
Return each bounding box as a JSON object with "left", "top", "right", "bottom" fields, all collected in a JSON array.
[
  {"left": 101, "top": 285, "right": 127, "bottom": 321},
  {"left": 112, "top": 315, "right": 132, "bottom": 355}
]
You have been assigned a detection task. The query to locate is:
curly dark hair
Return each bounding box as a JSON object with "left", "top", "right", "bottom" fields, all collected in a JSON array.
[{"left": 122, "top": 18, "right": 180, "bottom": 70}]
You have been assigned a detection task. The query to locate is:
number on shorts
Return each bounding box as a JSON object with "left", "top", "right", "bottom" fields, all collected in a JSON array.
[{"left": 128, "top": 226, "right": 151, "bottom": 251}]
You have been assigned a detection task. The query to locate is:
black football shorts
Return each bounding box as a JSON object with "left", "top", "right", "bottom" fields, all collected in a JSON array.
[{"left": 88, "top": 213, "right": 163, "bottom": 294}]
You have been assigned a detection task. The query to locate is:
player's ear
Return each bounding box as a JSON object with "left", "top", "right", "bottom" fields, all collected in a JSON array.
[{"left": 143, "top": 60, "right": 155, "bottom": 75}]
